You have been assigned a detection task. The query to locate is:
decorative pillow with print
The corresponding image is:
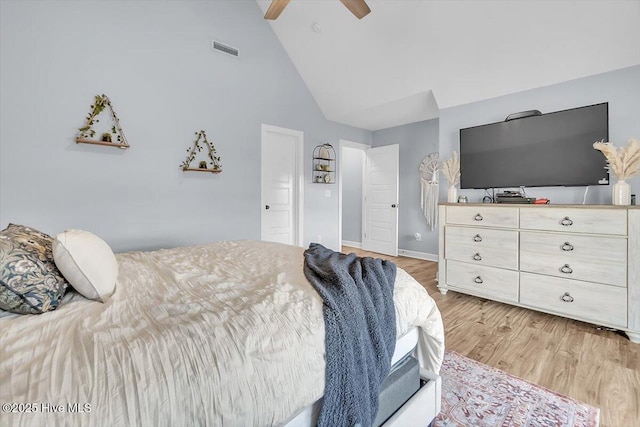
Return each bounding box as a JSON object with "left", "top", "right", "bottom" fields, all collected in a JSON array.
[{"left": 0, "top": 224, "right": 69, "bottom": 314}]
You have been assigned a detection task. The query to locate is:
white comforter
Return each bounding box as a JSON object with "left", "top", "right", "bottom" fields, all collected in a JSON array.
[{"left": 0, "top": 240, "right": 444, "bottom": 427}]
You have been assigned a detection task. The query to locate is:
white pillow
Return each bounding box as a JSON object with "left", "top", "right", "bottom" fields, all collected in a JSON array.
[{"left": 52, "top": 230, "right": 118, "bottom": 301}]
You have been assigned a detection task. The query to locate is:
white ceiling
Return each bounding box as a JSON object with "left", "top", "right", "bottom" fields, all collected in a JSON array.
[{"left": 256, "top": 0, "right": 640, "bottom": 131}]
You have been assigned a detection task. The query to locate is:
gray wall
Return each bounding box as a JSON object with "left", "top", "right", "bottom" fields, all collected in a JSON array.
[
  {"left": 366, "top": 65, "right": 639, "bottom": 257},
  {"left": 0, "top": 0, "right": 371, "bottom": 252},
  {"left": 372, "top": 119, "right": 440, "bottom": 255},
  {"left": 439, "top": 65, "right": 640, "bottom": 205},
  {"left": 341, "top": 146, "right": 364, "bottom": 243}
]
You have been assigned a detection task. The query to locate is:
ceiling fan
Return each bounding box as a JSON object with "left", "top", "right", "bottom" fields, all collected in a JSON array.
[{"left": 264, "top": 0, "right": 371, "bottom": 20}]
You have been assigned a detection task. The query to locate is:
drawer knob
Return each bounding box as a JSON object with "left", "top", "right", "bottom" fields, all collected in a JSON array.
[
  {"left": 474, "top": 213, "right": 483, "bottom": 221},
  {"left": 560, "top": 216, "right": 573, "bottom": 226},
  {"left": 561, "top": 292, "right": 574, "bottom": 303},
  {"left": 473, "top": 234, "right": 482, "bottom": 242},
  {"left": 560, "top": 264, "right": 573, "bottom": 274},
  {"left": 561, "top": 242, "right": 574, "bottom": 251},
  {"left": 473, "top": 253, "right": 482, "bottom": 261},
  {"left": 474, "top": 276, "right": 483, "bottom": 284}
]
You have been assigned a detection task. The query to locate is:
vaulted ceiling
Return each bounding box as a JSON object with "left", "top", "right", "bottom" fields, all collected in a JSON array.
[{"left": 257, "top": 0, "right": 640, "bottom": 130}]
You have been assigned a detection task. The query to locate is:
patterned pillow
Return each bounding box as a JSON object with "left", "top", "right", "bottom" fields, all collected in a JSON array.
[{"left": 0, "top": 224, "right": 69, "bottom": 314}]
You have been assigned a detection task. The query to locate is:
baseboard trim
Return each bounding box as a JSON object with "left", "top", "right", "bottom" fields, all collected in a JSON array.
[
  {"left": 342, "top": 240, "right": 362, "bottom": 249},
  {"left": 398, "top": 249, "right": 438, "bottom": 262},
  {"left": 341, "top": 242, "right": 438, "bottom": 261}
]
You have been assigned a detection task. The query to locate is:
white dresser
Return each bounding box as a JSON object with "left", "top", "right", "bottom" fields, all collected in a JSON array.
[{"left": 438, "top": 203, "right": 640, "bottom": 343}]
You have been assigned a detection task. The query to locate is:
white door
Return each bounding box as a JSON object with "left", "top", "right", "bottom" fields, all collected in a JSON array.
[
  {"left": 363, "top": 144, "right": 399, "bottom": 256},
  {"left": 261, "top": 124, "right": 304, "bottom": 246}
]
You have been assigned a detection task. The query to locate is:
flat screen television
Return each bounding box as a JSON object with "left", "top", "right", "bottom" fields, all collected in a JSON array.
[{"left": 459, "top": 102, "right": 609, "bottom": 189}]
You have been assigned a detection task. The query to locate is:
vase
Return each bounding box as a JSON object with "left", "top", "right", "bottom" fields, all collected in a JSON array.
[
  {"left": 612, "top": 179, "right": 631, "bottom": 205},
  {"left": 448, "top": 185, "right": 458, "bottom": 203}
]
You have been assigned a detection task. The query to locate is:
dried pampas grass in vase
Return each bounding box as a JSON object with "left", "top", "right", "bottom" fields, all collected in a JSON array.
[
  {"left": 442, "top": 151, "right": 461, "bottom": 203},
  {"left": 593, "top": 137, "right": 640, "bottom": 205}
]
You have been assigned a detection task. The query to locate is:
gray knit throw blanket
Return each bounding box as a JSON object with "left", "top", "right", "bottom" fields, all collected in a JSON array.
[{"left": 303, "top": 243, "right": 397, "bottom": 427}]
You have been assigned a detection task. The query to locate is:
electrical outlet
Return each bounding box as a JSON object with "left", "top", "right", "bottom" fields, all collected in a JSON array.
[
  {"left": 317, "top": 235, "right": 322, "bottom": 243},
  {"left": 414, "top": 232, "right": 422, "bottom": 241}
]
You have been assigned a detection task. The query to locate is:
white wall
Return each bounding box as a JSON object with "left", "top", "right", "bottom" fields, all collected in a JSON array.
[{"left": 0, "top": 0, "right": 371, "bottom": 252}]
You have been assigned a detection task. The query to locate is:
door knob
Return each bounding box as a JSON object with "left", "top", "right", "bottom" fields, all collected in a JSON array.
[{"left": 265, "top": 205, "right": 270, "bottom": 210}]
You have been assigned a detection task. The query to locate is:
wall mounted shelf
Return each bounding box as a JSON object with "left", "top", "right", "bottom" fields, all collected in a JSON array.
[
  {"left": 312, "top": 143, "right": 336, "bottom": 184},
  {"left": 180, "top": 130, "right": 222, "bottom": 173},
  {"left": 182, "top": 168, "right": 222, "bottom": 173},
  {"left": 75, "top": 138, "right": 129, "bottom": 149},
  {"left": 76, "top": 94, "right": 130, "bottom": 149}
]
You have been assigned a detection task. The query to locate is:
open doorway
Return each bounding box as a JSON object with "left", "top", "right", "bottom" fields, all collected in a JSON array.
[
  {"left": 339, "top": 140, "right": 400, "bottom": 256},
  {"left": 338, "top": 140, "right": 368, "bottom": 250}
]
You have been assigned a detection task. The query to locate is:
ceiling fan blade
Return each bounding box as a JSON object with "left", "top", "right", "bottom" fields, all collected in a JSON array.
[
  {"left": 264, "top": 0, "right": 292, "bottom": 20},
  {"left": 339, "top": 0, "right": 371, "bottom": 19}
]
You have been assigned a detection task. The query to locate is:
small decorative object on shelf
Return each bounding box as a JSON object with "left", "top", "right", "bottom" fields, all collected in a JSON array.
[
  {"left": 593, "top": 138, "right": 640, "bottom": 205},
  {"left": 180, "top": 130, "right": 222, "bottom": 173},
  {"left": 442, "top": 150, "right": 461, "bottom": 203},
  {"left": 76, "top": 94, "right": 129, "bottom": 149},
  {"left": 312, "top": 143, "right": 335, "bottom": 184},
  {"left": 613, "top": 180, "right": 632, "bottom": 206}
]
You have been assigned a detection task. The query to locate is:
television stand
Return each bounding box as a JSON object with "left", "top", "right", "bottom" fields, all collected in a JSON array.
[{"left": 437, "top": 203, "right": 640, "bottom": 343}]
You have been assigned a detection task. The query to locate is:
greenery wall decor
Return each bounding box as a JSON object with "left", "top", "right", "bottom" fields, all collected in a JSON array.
[
  {"left": 76, "top": 94, "right": 129, "bottom": 149},
  {"left": 181, "top": 130, "right": 222, "bottom": 173}
]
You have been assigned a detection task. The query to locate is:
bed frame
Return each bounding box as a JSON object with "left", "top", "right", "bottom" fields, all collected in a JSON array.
[
  {"left": 383, "top": 369, "right": 441, "bottom": 426},
  {"left": 283, "top": 368, "right": 441, "bottom": 427},
  {"left": 283, "top": 325, "right": 442, "bottom": 427}
]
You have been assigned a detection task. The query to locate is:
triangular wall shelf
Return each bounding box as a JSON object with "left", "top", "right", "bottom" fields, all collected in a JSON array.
[
  {"left": 180, "top": 130, "right": 222, "bottom": 173},
  {"left": 76, "top": 94, "right": 130, "bottom": 149}
]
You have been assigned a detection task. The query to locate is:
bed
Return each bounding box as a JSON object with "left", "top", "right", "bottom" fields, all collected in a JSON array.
[{"left": 0, "top": 239, "right": 444, "bottom": 426}]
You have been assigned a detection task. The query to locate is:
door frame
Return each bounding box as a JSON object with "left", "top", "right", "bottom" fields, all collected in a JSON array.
[
  {"left": 261, "top": 124, "right": 304, "bottom": 247},
  {"left": 338, "top": 139, "right": 370, "bottom": 250}
]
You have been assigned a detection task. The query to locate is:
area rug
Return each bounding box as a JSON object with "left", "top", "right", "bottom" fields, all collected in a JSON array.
[{"left": 433, "top": 351, "right": 599, "bottom": 427}]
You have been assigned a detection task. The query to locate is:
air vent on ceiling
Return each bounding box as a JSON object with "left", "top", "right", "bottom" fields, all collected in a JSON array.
[{"left": 212, "top": 40, "right": 239, "bottom": 58}]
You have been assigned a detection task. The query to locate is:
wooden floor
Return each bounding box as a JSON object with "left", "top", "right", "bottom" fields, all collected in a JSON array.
[{"left": 344, "top": 246, "right": 640, "bottom": 427}]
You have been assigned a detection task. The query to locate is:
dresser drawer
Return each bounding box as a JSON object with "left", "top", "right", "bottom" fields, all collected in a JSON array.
[
  {"left": 445, "top": 226, "right": 518, "bottom": 270},
  {"left": 446, "top": 206, "right": 518, "bottom": 228},
  {"left": 520, "top": 232, "right": 627, "bottom": 287},
  {"left": 520, "top": 272, "right": 627, "bottom": 327},
  {"left": 520, "top": 208, "right": 627, "bottom": 235},
  {"left": 446, "top": 260, "right": 519, "bottom": 302}
]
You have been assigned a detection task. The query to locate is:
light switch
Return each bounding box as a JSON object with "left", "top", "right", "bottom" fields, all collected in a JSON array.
[{"left": 325, "top": 190, "right": 331, "bottom": 198}]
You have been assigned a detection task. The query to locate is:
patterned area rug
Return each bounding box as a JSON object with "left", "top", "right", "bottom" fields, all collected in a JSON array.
[{"left": 434, "top": 351, "right": 599, "bottom": 427}]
